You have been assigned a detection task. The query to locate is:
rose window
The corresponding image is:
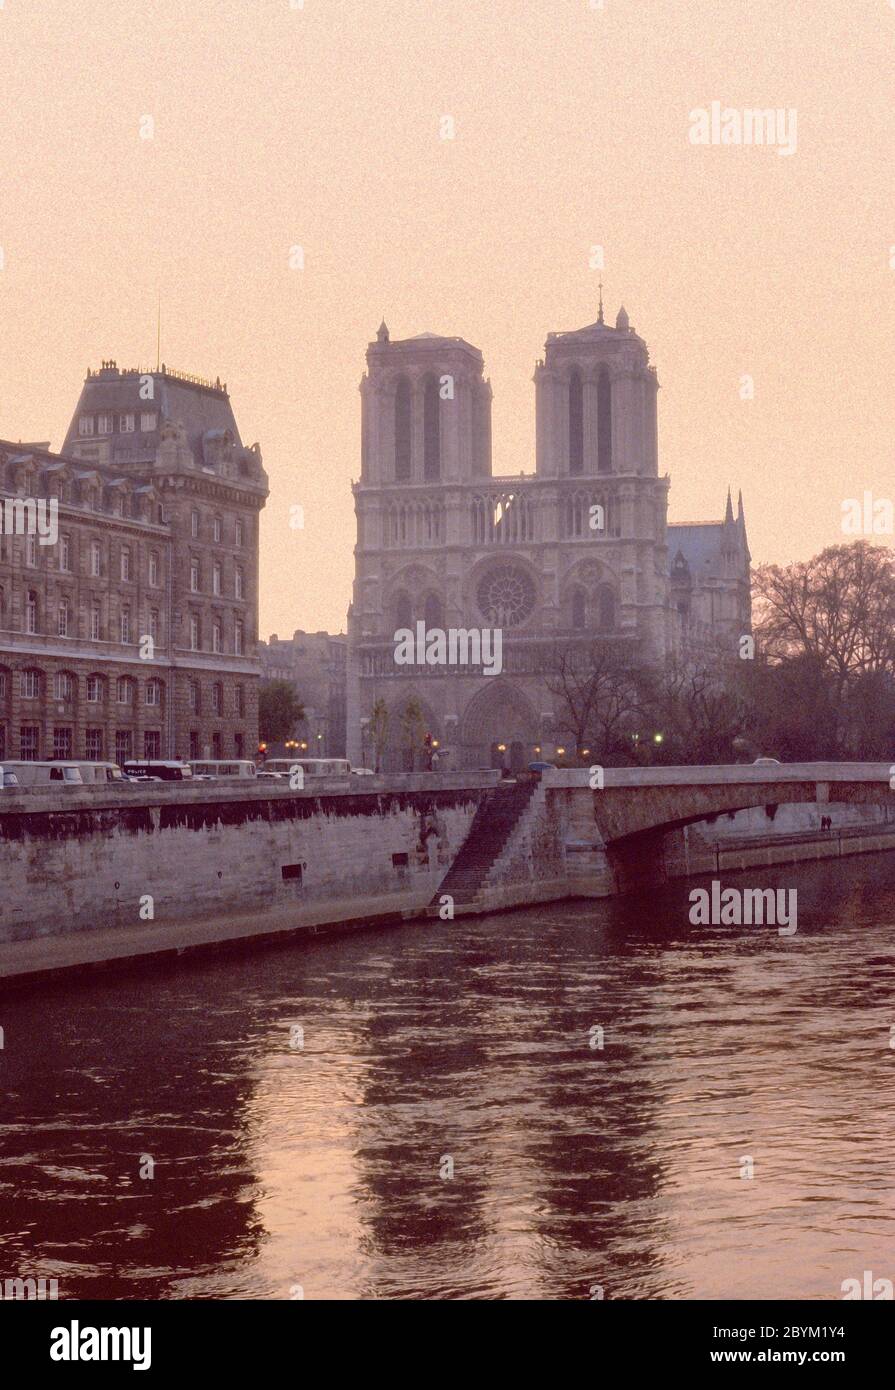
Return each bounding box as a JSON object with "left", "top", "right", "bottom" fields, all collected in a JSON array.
[{"left": 476, "top": 563, "right": 537, "bottom": 627}]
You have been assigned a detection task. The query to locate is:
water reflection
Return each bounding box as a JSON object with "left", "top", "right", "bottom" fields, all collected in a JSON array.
[{"left": 1, "top": 852, "right": 894, "bottom": 1300}]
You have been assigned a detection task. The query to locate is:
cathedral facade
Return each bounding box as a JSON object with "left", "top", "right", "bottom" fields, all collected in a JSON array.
[{"left": 346, "top": 305, "right": 751, "bottom": 771}]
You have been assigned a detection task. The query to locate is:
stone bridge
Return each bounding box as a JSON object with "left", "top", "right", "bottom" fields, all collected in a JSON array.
[
  {"left": 545, "top": 763, "right": 895, "bottom": 890},
  {"left": 552, "top": 764, "right": 895, "bottom": 843}
]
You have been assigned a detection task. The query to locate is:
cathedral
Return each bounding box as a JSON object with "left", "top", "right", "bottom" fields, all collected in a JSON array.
[{"left": 346, "top": 303, "right": 751, "bottom": 772}]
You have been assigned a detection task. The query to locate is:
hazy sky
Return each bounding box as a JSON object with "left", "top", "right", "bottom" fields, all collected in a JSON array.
[{"left": 0, "top": 0, "right": 892, "bottom": 637}]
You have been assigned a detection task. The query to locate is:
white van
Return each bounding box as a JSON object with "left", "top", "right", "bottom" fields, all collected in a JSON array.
[
  {"left": 74, "top": 761, "right": 127, "bottom": 785},
  {"left": 262, "top": 757, "right": 351, "bottom": 780},
  {"left": 0, "top": 760, "right": 85, "bottom": 787},
  {"left": 188, "top": 760, "right": 257, "bottom": 781}
]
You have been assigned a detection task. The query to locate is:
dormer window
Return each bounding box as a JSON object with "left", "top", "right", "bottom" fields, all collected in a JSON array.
[
  {"left": 119, "top": 413, "right": 135, "bottom": 433},
  {"left": 140, "top": 412, "right": 157, "bottom": 432},
  {"left": 97, "top": 414, "right": 113, "bottom": 435},
  {"left": 78, "top": 416, "right": 94, "bottom": 437}
]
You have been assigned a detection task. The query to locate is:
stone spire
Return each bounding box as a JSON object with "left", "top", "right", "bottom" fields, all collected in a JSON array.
[
  {"left": 376, "top": 320, "right": 389, "bottom": 343},
  {"left": 597, "top": 281, "right": 604, "bottom": 325},
  {"left": 616, "top": 305, "right": 629, "bottom": 331},
  {"left": 724, "top": 486, "right": 734, "bottom": 524}
]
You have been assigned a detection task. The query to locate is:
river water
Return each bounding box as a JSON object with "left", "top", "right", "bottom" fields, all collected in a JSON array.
[{"left": 1, "top": 852, "right": 894, "bottom": 1301}]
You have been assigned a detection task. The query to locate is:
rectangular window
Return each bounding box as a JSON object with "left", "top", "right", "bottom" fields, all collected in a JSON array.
[
  {"left": 20, "top": 725, "right": 39, "bottom": 760},
  {"left": 60, "top": 535, "right": 71, "bottom": 571},
  {"left": 189, "top": 730, "right": 200, "bottom": 760},
  {"left": 120, "top": 608, "right": 130, "bottom": 644},
  {"left": 120, "top": 548, "right": 130, "bottom": 581},
  {"left": 212, "top": 684, "right": 222, "bottom": 715},
  {"left": 212, "top": 563, "right": 221, "bottom": 596},
  {"left": 22, "top": 670, "right": 39, "bottom": 698},
  {"left": 149, "top": 552, "right": 159, "bottom": 586},
  {"left": 89, "top": 606, "right": 100, "bottom": 641},
  {"left": 78, "top": 416, "right": 94, "bottom": 437},
  {"left": 53, "top": 726, "right": 73, "bottom": 759},
  {"left": 90, "top": 541, "right": 101, "bottom": 577},
  {"left": 140, "top": 412, "right": 157, "bottom": 432},
  {"left": 213, "top": 518, "right": 222, "bottom": 543},
  {"left": 235, "top": 568, "right": 244, "bottom": 599},
  {"left": 25, "top": 594, "right": 37, "bottom": 633},
  {"left": 190, "top": 615, "right": 200, "bottom": 650},
  {"left": 119, "top": 413, "right": 135, "bottom": 433},
  {"left": 117, "top": 677, "right": 133, "bottom": 704},
  {"left": 96, "top": 413, "right": 113, "bottom": 435},
  {"left": 190, "top": 561, "right": 199, "bottom": 592},
  {"left": 281, "top": 864, "right": 303, "bottom": 884},
  {"left": 235, "top": 518, "right": 244, "bottom": 547},
  {"left": 115, "top": 730, "right": 132, "bottom": 764},
  {"left": 234, "top": 620, "right": 244, "bottom": 656},
  {"left": 146, "top": 681, "right": 158, "bottom": 706},
  {"left": 26, "top": 535, "right": 36, "bottom": 567},
  {"left": 54, "top": 672, "right": 73, "bottom": 701},
  {"left": 86, "top": 728, "right": 103, "bottom": 759},
  {"left": 191, "top": 510, "right": 199, "bottom": 539},
  {"left": 57, "top": 602, "right": 69, "bottom": 637},
  {"left": 212, "top": 731, "right": 222, "bottom": 759},
  {"left": 144, "top": 730, "right": 161, "bottom": 759},
  {"left": 188, "top": 680, "right": 199, "bottom": 713},
  {"left": 87, "top": 675, "right": 102, "bottom": 702},
  {"left": 212, "top": 623, "right": 222, "bottom": 654}
]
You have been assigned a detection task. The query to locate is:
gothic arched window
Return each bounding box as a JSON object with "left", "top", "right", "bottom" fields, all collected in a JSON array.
[
  {"left": 569, "top": 369, "right": 583, "bottom": 476},
  {"left": 423, "top": 376, "right": 440, "bottom": 481},
  {"left": 394, "top": 591, "right": 412, "bottom": 631},
  {"left": 424, "top": 593, "right": 443, "bottom": 630},
  {"left": 395, "top": 377, "right": 412, "bottom": 481},
  {"left": 597, "top": 367, "right": 612, "bottom": 474},
  {"left": 598, "top": 584, "right": 616, "bottom": 630}
]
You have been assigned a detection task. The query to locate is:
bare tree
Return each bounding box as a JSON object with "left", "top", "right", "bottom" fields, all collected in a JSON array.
[{"left": 544, "top": 641, "right": 641, "bottom": 763}]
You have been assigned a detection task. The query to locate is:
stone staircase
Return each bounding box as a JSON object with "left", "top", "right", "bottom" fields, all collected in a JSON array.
[{"left": 429, "top": 776, "right": 541, "bottom": 913}]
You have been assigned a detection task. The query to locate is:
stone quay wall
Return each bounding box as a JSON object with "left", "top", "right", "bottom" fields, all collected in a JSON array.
[{"left": 0, "top": 772, "right": 497, "bottom": 945}]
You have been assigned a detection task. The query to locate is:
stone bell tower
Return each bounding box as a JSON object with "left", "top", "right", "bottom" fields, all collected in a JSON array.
[
  {"left": 358, "top": 322, "right": 492, "bottom": 486},
  {"left": 533, "top": 297, "right": 659, "bottom": 480}
]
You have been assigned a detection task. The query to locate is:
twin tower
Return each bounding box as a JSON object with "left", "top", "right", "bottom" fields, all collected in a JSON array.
[{"left": 358, "top": 303, "right": 659, "bottom": 487}]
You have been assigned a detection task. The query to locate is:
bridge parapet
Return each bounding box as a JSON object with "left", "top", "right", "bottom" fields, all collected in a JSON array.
[{"left": 541, "top": 764, "right": 895, "bottom": 846}]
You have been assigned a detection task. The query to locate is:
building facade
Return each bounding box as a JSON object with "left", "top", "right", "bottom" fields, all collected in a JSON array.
[
  {"left": 0, "top": 361, "right": 268, "bottom": 763},
  {"left": 347, "top": 305, "right": 751, "bottom": 771},
  {"left": 259, "top": 629, "right": 347, "bottom": 757}
]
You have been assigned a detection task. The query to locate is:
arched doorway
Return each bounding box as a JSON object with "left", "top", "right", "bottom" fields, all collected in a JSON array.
[{"left": 460, "top": 682, "right": 539, "bottom": 772}]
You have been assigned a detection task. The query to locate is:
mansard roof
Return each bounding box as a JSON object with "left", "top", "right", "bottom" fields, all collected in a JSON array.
[{"left": 61, "top": 362, "right": 250, "bottom": 470}]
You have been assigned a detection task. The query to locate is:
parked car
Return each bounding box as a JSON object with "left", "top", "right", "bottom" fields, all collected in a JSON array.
[
  {"left": 188, "top": 760, "right": 257, "bottom": 781},
  {"left": 122, "top": 760, "right": 193, "bottom": 782},
  {"left": 262, "top": 758, "right": 351, "bottom": 779},
  {"left": 753, "top": 757, "right": 782, "bottom": 766},
  {"left": 528, "top": 760, "right": 556, "bottom": 772},
  {"left": 350, "top": 767, "right": 376, "bottom": 777}
]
